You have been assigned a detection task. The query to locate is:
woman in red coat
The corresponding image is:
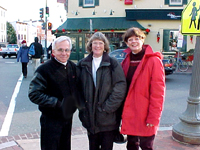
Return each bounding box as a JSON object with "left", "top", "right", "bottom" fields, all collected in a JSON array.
[{"left": 120, "top": 27, "right": 165, "bottom": 150}]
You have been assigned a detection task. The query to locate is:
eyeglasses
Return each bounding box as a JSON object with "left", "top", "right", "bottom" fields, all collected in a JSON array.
[
  {"left": 92, "top": 41, "right": 104, "bottom": 46},
  {"left": 56, "top": 48, "right": 71, "bottom": 53}
]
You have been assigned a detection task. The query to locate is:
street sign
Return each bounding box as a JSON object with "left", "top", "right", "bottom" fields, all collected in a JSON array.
[{"left": 181, "top": 0, "right": 200, "bottom": 35}]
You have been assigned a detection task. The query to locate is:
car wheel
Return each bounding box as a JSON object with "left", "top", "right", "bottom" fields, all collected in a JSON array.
[
  {"left": 8, "top": 55, "right": 11, "bottom": 58},
  {"left": 2, "top": 55, "right": 5, "bottom": 58}
]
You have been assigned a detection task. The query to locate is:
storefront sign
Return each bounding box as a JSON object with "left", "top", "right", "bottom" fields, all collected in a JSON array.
[{"left": 125, "top": 0, "right": 133, "bottom": 5}]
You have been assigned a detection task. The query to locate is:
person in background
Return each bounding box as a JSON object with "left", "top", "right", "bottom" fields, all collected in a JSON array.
[
  {"left": 17, "top": 40, "right": 29, "bottom": 78},
  {"left": 120, "top": 27, "right": 165, "bottom": 150},
  {"left": 77, "top": 32, "right": 127, "bottom": 150},
  {"left": 28, "top": 36, "right": 80, "bottom": 150},
  {"left": 47, "top": 43, "right": 52, "bottom": 59},
  {"left": 30, "top": 37, "right": 44, "bottom": 72}
]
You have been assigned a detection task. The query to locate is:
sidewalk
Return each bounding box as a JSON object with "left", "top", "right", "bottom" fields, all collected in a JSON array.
[{"left": 0, "top": 127, "right": 200, "bottom": 150}]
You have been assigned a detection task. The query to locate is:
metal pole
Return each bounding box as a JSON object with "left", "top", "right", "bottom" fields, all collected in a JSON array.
[
  {"left": 172, "top": 36, "right": 200, "bottom": 144},
  {"left": 45, "top": 0, "right": 47, "bottom": 58}
]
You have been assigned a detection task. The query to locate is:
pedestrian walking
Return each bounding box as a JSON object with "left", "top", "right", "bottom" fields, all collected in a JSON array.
[
  {"left": 17, "top": 40, "right": 29, "bottom": 78},
  {"left": 28, "top": 36, "right": 80, "bottom": 150},
  {"left": 120, "top": 27, "right": 165, "bottom": 150},
  {"left": 30, "top": 37, "right": 44, "bottom": 72},
  {"left": 77, "top": 32, "right": 127, "bottom": 150}
]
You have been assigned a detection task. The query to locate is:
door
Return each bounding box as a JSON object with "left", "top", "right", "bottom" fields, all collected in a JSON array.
[{"left": 69, "top": 34, "right": 85, "bottom": 61}]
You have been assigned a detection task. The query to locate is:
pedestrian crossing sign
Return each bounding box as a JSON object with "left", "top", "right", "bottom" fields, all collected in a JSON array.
[{"left": 181, "top": 0, "right": 200, "bottom": 35}]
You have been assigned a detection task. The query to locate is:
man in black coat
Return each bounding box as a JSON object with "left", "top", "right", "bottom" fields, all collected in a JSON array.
[
  {"left": 30, "top": 37, "right": 44, "bottom": 72},
  {"left": 28, "top": 36, "right": 79, "bottom": 150}
]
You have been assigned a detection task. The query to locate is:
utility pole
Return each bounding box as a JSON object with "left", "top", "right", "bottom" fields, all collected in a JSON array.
[{"left": 45, "top": 0, "right": 47, "bottom": 57}]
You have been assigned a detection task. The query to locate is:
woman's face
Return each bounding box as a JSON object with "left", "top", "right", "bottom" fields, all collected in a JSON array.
[
  {"left": 92, "top": 39, "right": 105, "bottom": 58},
  {"left": 126, "top": 35, "right": 144, "bottom": 54}
]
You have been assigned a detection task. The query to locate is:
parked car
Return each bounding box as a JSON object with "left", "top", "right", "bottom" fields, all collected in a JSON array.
[
  {"left": 109, "top": 49, "right": 174, "bottom": 75},
  {"left": 0, "top": 44, "right": 19, "bottom": 58}
]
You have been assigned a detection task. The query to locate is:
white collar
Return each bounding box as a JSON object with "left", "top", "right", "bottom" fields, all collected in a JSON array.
[{"left": 54, "top": 57, "right": 68, "bottom": 66}]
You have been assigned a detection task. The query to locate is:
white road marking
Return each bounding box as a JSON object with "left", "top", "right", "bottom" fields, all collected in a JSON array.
[
  {"left": 5, "top": 62, "right": 15, "bottom": 63},
  {"left": 0, "top": 74, "right": 23, "bottom": 136}
]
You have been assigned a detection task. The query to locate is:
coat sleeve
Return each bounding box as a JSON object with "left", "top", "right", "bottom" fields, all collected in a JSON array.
[
  {"left": 17, "top": 48, "right": 22, "bottom": 62},
  {"left": 103, "top": 58, "right": 127, "bottom": 113},
  {"left": 146, "top": 57, "right": 165, "bottom": 126},
  {"left": 28, "top": 72, "right": 59, "bottom": 107}
]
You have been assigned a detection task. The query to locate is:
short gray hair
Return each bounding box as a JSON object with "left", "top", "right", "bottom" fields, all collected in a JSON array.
[{"left": 52, "top": 36, "right": 72, "bottom": 50}]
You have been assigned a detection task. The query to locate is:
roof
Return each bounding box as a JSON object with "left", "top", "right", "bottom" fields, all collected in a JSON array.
[{"left": 55, "top": 17, "right": 145, "bottom": 32}]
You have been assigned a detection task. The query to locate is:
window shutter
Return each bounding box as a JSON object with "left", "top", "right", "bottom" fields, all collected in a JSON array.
[
  {"left": 183, "top": 0, "right": 188, "bottom": 4},
  {"left": 164, "top": 0, "right": 169, "bottom": 5},
  {"left": 79, "top": 0, "right": 83, "bottom": 7},
  {"left": 95, "top": 0, "right": 99, "bottom": 6},
  {"left": 163, "top": 30, "right": 170, "bottom": 52}
]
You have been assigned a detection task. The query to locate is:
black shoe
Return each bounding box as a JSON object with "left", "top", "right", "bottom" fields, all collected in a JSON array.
[{"left": 24, "top": 76, "right": 27, "bottom": 78}]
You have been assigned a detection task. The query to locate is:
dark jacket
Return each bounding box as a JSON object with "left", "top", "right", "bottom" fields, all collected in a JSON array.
[
  {"left": 17, "top": 46, "right": 29, "bottom": 63},
  {"left": 30, "top": 37, "right": 44, "bottom": 58},
  {"left": 77, "top": 52, "right": 127, "bottom": 134},
  {"left": 28, "top": 56, "right": 79, "bottom": 120}
]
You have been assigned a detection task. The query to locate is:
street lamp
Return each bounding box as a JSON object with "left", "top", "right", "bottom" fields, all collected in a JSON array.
[{"left": 172, "top": 36, "right": 200, "bottom": 144}]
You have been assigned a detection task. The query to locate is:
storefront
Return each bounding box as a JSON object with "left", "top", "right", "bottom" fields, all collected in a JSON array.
[{"left": 52, "top": 17, "right": 146, "bottom": 61}]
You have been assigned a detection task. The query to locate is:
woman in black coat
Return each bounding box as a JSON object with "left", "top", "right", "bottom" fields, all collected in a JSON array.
[{"left": 77, "top": 32, "right": 127, "bottom": 150}]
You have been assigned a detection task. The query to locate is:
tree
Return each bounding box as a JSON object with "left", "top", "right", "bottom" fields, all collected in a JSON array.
[{"left": 7, "top": 22, "right": 17, "bottom": 44}]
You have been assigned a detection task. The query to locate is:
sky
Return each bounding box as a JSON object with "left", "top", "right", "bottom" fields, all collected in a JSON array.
[{"left": 0, "top": 0, "right": 66, "bottom": 29}]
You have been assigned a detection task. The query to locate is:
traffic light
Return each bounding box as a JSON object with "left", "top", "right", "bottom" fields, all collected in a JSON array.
[
  {"left": 48, "top": 22, "right": 52, "bottom": 30},
  {"left": 40, "top": 8, "right": 44, "bottom": 18},
  {"left": 42, "top": 22, "right": 46, "bottom": 30},
  {"left": 46, "top": 7, "right": 49, "bottom": 17}
]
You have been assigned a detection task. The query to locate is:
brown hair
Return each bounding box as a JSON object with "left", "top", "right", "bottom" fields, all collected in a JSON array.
[
  {"left": 86, "top": 32, "right": 110, "bottom": 53},
  {"left": 123, "top": 27, "right": 146, "bottom": 43}
]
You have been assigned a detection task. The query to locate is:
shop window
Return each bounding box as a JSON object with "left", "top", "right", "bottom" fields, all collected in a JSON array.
[
  {"left": 79, "top": 0, "right": 99, "bottom": 7},
  {"left": 163, "top": 29, "right": 187, "bottom": 52}
]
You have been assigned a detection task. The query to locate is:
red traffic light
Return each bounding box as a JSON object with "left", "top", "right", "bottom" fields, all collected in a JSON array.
[{"left": 48, "top": 22, "right": 52, "bottom": 30}]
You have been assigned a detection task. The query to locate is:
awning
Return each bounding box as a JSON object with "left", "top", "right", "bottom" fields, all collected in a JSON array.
[
  {"left": 126, "top": 9, "right": 183, "bottom": 20},
  {"left": 54, "top": 17, "right": 145, "bottom": 33}
]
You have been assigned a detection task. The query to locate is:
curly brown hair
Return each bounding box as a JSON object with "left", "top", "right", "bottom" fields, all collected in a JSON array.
[{"left": 86, "top": 32, "right": 110, "bottom": 53}]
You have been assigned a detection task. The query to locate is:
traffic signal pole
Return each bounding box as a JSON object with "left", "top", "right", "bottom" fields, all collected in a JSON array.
[{"left": 45, "top": 0, "right": 47, "bottom": 58}]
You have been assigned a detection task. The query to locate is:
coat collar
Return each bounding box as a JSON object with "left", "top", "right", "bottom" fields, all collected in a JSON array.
[
  {"left": 81, "top": 52, "right": 111, "bottom": 68},
  {"left": 122, "top": 44, "right": 163, "bottom": 90}
]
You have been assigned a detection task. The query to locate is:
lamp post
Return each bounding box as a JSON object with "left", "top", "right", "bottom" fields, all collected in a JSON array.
[{"left": 172, "top": 36, "right": 200, "bottom": 144}]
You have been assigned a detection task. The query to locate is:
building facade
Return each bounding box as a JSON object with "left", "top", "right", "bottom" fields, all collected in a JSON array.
[
  {"left": 0, "top": 6, "right": 7, "bottom": 45},
  {"left": 53, "top": 0, "right": 194, "bottom": 61}
]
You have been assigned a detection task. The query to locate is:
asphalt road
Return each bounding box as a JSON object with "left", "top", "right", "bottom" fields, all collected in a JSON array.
[{"left": 0, "top": 56, "right": 192, "bottom": 136}]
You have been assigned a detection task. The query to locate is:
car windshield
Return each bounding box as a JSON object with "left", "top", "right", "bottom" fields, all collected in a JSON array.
[
  {"left": 7, "top": 45, "right": 18, "bottom": 48},
  {"left": 109, "top": 50, "right": 126, "bottom": 58}
]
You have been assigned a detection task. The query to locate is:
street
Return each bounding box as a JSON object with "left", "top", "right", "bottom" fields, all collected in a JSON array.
[{"left": 0, "top": 56, "right": 192, "bottom": 137}]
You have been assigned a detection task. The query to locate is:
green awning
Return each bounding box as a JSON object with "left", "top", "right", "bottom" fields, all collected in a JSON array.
[{"left": 56, "top": 17, "right": 145, "bottom": 31}]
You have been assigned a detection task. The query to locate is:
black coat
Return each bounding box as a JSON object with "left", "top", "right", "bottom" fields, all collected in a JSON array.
[
  {"left": 77, "top": 52, "right": 127, "bottom": 134},
  {"left": 28, "top": 57, "right": 79, "bottom": 120}
]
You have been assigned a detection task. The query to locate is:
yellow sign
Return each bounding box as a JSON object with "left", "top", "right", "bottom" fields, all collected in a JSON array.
[{"left": 181, "top": 0, "right": 200, "bottom": 35}]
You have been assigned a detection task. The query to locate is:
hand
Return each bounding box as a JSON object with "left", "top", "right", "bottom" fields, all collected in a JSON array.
[{"left": 146, "top": 123, "right": 154, "bottom": 127}]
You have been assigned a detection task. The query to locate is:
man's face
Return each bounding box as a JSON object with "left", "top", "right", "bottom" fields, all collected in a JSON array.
[{"left": 52, "top": 40, "right": 71, "bottom": 63}]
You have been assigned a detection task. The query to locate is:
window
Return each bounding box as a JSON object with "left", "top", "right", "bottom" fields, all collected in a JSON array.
[
  {"left": 170, "top": 0, "right": 182, "bottom": 5},
  {"left": 165, "top": 0, "right": 187, "bottom": 5},
  {"left": 84, "top": 0, "right": 94, "bottom": 6},
  {"left": 163, "top": 29, "right": 187, "bottom": 52},
  {"left": 79, "top": 0, "right": 99, "bottom": 7}
]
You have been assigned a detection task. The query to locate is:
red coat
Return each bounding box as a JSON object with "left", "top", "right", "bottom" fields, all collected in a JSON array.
[{"left": 121, "top": 45, "right": 165, "bottom": 136}]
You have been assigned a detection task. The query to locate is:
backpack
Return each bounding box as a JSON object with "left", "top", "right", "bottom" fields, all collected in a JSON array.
[{"left": 29, "top": 44, "right": 35, "bottom": 55}]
